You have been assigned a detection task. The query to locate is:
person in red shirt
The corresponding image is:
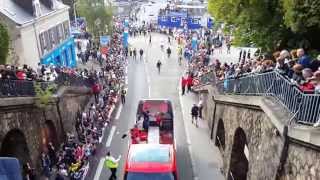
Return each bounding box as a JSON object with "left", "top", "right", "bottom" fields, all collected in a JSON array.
[
  {"left": 187, "top": 75, "right": 193, "bottom": 93},
  {"left": 181, "top": 77, "right": 187, "bottom": 95},
  {"left": 92, "top": 83, "right": 101, "bottom": 104},
  {"left": 16, "top": 69, "right": 26, "bottom": 80}
]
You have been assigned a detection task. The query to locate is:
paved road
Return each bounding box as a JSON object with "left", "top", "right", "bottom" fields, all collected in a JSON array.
[{"left": 88, "top": 33, "right": 194, "bottom": 180}]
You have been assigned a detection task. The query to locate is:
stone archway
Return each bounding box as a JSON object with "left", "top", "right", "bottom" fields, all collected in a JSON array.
[
  {"left": 215, "top": 118, "right": 225, "bottom": 150},
  {"left": 0, "top": 129, "right": 31, "bottom": 166},
  {"left": 228, "top": 128, "right": 249, "bottom": 180},
  {"left": 41, "top": 120, "right": 58, "bottom": 152}
]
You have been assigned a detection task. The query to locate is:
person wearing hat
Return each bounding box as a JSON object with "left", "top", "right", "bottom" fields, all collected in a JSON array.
[
  {"left": 310, "top": 55, "right": 320, "bottom": 72},
  {"left": 104, "top": 151, "right": 121, "bottom": 180}
]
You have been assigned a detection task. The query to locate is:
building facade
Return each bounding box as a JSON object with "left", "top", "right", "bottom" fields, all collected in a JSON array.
[{"left": 0, "top": 0, "right": 76, "bottom": 68}]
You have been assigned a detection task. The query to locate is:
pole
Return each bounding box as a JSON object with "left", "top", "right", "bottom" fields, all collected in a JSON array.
[{"left": 74, "top": 0, "right": 78, "bottom": 29}]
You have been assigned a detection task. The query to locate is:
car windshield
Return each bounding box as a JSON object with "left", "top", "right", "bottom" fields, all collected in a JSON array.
[{"left": 126, "top": 172, "right": 174, "bottom": 180}]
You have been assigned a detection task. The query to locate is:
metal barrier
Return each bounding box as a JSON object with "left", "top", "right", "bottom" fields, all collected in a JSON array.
[
  {"left": 217, "top": 71, "right": 320, "bottom": 125},
  {"left": 0, "top": 73, "right": 93, "bottom": 98}
]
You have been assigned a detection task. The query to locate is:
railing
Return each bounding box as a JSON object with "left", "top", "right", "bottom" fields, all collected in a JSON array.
[
  {"left": 216, "top": 71, "right": 320, "bottom": 125},
  {"left": 0, "top": 73, "right": 94, "bottom": 98}
]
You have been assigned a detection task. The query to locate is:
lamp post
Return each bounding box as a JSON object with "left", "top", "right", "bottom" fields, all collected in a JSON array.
[{"left": 73, "top": 0, "right": 78, "bottom": 29}]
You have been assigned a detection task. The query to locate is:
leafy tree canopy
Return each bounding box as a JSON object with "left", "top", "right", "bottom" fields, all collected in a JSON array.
[
  {"left": 76, "top": 0, "right": 113, "bottom": 37},
  {"left": 0, "top": 23, "right": 9, "bottom": 64},
  {"left": 208, "top": 0, "right": 320, "bottom": 52}
]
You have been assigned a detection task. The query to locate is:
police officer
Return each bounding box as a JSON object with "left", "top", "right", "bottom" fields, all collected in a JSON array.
[{"left": 105, "top": 152, "right": 121, "bottom": 180}]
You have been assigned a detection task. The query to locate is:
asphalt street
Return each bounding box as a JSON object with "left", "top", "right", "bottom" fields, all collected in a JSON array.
[{"left": 86, "top": 33, "right": 193, "bottom": 180}]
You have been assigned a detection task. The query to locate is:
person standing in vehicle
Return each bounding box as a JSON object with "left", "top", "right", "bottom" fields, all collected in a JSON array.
[
  {"left": 156, "top": 60, "right": 162, "bottom": 74},
  {"left": 191, "top": 104, "right": 199, "bottom": 127},
  {"left": 105, "top": 151, "right": 121, "bottom": 180}
]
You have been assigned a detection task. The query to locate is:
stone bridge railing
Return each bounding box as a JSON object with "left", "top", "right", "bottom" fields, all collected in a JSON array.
[
  {"left": 216, "top": 71, "right": 320, "bottom": 125},
  {"left": 0, "top": 74, "right": 94, "bottom": 98}
]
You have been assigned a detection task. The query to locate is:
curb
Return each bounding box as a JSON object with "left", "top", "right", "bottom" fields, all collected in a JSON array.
[{"left": 178, "top": 84, "right": 198, "bottom": 180}]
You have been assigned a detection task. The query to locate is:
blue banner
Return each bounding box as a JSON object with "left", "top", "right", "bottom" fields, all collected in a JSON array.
[
  {"left": 192, "top": 36, "right": 198, "bottom": 50},
  {"left": 123, "top": 30, "right": 129, "bottom": 47},
  {"left": 100, "top": 36, "right": 110, "bottom": 46}
]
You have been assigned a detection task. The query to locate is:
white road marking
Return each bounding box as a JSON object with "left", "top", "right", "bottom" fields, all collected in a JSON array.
[
  {"left": 178, "top": 84, "right": 197, "bottom": 180},
  {"left": 93, "top": 157, "right": 105, "bottom": 180},
  {"left": 115, "top": 104, "right": 123, "bottom": 119},
  {"left": 106, "top": 126, "right": 117, "bottom": 147}
]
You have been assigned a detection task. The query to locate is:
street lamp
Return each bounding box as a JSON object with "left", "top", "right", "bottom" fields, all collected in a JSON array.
[{"left": 73, "top": 0, "right": 78, "bottom": 29}]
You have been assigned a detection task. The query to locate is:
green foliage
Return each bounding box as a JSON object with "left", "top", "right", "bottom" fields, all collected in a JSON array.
[
  {"left": 34, "top": 82, "right": 57, "bottom": 108},
  {"left": 0, "top": 23, "right": 9, "bottom": 64},
  {"left": 282, "top": 0, "right": 320, "bottom": 33},
  {"left": 208, "top": 0, "right": 320, "bottom": 51},
  {"left": 77, "top": 0, "right": 113, "bottom": 37}
]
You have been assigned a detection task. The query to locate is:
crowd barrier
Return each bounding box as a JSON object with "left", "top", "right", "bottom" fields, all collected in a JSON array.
[
  {"left": 216, "top": 71, "right": 320, "bottom": 125},
  {"left": 0, "top": 73, "right": 93, "bottom": 98}
]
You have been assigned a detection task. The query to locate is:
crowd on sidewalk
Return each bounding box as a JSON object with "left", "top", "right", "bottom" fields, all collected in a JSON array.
[
  {"left": 215, "top": 48, "right": 320, "bottom": 94},
  {"left": 22, "top": 24, "right": 128, "bottom": 180}
]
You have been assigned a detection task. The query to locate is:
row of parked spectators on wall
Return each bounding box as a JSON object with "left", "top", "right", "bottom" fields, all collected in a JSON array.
[{"left": 215, "top": 48, "right": 320, "bottom": 94}]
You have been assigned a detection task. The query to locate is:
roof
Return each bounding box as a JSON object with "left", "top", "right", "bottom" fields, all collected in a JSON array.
[
  {"left": 0, "top": 0, "right": 68, "bottom": 25},
  {"left": 126, "top": 144, "right": 175, "bottom": 173}
]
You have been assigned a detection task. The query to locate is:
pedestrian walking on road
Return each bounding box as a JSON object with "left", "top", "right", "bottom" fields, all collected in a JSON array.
[
  {"left": 156, "top": 60, "right": 162, "bottom": 74},
  {"left": 166, "top": 46, "right": 171, "bottom": 58},
  {"left": 121, "top": 88, "right": 126, "bottom": 104},
  {"left": 149, "top": 35, "right": 152, "bottom": 45},
  {"left": 168, "top": 36, "right": 171, "bottom": 44},
  {"left": 139, "top": 48, "right": 144, "bottom": 61},
  {"left": 198, "top": 100, "right": 203, "bottom": 119},
  {"left": 105, "top": 152, "right": 121, "bottom": 180},
  {"left": 181, "top": 77, "right": 187, "bottom": 95},
  {"left": 191, "top": 104, "right": 199, "bottom": 127},
  {"left": 186, "top": 75, "right": 193, "bottom": 93},
  {"left": 133, "top": 48, "right": 137, "bottom": 61}
]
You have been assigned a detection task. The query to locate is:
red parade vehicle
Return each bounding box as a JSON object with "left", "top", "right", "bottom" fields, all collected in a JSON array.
[{"left": 124, "top": 99, "right": 178, "bottom": 180}]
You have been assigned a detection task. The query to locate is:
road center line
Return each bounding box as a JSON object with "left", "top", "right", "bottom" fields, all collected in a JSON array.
[
  {"left": 106, "top": 126, "right": 117, "bottom": 147},
  {"left": 93, "top": 157, "right": 105, "bottom": 180},
  {"left": 115, "top": 104, "right": 123, "bottom": 120}
]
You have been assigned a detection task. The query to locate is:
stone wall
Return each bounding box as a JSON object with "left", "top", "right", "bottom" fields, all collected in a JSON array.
[
  {"left": 0, "top": 88, "right": 91, "bottom": 169},
  {"left": 280, "top": 142, "right": 320, "bottom": 180},
  {"left": 197, "top": 87, "right": 320, "bottom": 180},
  {"left": 211, "top": 102, "right": 285, "bottom": 180}
]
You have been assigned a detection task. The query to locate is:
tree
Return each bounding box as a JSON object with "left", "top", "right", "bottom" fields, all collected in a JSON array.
[
  {"left": 0, "top": 23, "right": 9, "bottom": 64},
  {"left": 208, "top": 0, "right": 320, "bottom": 51},
  {"left": 76, "top": 0, "right": 113, "bottom": 37}
]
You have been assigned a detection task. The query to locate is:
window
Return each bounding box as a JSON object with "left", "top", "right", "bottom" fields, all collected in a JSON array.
[
  {"left": 125, "top": 172, "right": 175, "bottom": 180},
  {"left": 63, "top": 21, "right": 70, "bottom": 38},
  {"left": 56, "top": 25, "right": 64, "bottom": 43},
  {"left": 192, "top": 18, "right": 199, "bottom": 24},
  {"left": 171, "top": 17, "right": 177, "bottom": 22},
  {"left": 48, "top": 28, "right": 56, "bottom": 47},
  {"left": 39, "top": 32, "right": 47, "bottom": 55},
  {"left": 162, "top": 16, "right": 166, "bottom": 21}
]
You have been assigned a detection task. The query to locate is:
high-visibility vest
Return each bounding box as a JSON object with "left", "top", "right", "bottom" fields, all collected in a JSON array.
[{"left": 104, "top": 158, "right": 118, "bottom": 169}]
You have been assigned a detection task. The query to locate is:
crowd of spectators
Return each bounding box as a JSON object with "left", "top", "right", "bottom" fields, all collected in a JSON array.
[
  {"left": 215, "top": 48, "right": 320, "bottom": 94},
  {"left": 28, "top": 27, "right": 127, "bottom": 180},
  {"left": 176, "top": 29, "right": 216, "bottom": 88}
]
